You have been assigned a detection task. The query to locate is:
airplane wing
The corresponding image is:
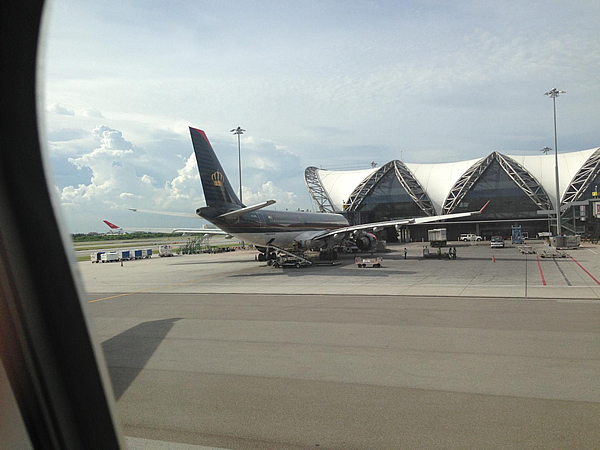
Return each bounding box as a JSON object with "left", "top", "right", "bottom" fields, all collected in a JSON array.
[
  {"left": 128, "top": 208, "right": 199, "bottom": 218},
  {"left": 105, "top": 220, "right": 228, "bottom": 235},
  {"left": 172, "top": 228, "right": 228, "bottom": 235},
  {"left": 315, "top": 201, "right": 490, "bottom": 239},
  {"left": 126, "top": 208, "right": 232, "bottom": 235},
  {"left": 128, "top": 227, "right": 227, "bottom": 234}
]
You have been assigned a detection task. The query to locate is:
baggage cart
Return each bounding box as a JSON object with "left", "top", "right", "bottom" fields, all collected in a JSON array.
[
  {"left": 90, "top": 252, "right": 104, "bottom": 263},
  {"left": 355, "top": 256, "right": 382, "bottom": 268},
  {"left": 101, "top": 252, "right": 119, "bottom": 263}
]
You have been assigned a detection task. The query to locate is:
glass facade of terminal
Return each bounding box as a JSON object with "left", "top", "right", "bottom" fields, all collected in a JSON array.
[
  {"left": 353, "top": 169, "right": 428, "bottom": 220},
  {"left": 354, "top": 160, "right": 544, "bottom": 223},
  {"left": 349, "top": 159, "right": 554, "bottom": 241},
  {"left": 574, "top": 171, "right": 600, "bottom": 202},
  {"left": 451, "top": 160, "right": 541, "bottom": 219}
]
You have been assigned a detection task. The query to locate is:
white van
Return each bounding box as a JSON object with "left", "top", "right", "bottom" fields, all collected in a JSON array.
[{"left": 459, "top": 233, "right": 482, "bottom": 241}]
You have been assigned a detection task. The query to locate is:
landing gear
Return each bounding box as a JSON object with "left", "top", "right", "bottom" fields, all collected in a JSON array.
[{"left": 257, "top": 252, "right": 276, "bottom": 262}]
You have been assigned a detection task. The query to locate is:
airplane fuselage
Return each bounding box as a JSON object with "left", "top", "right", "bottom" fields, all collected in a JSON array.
[{"left": 198, "top": 208, "right": 349, "bottom": 248}]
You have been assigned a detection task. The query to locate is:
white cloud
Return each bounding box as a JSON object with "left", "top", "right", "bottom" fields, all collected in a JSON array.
[
  {"left": 92, "top": 125, "right": 133, "bottom": 150},
  {"left": 48, "top": 103, "right": 75, "bottom": 116},
  {"left": 141, "top": 174, "right": 155, "bottom": 184},
  {"left": 119, "top": 192, "right": 141, "bottom": 199},
  {"left": 55, "top": 125, "right": 207, "bottom": 230},
  {"left": 242, "top": 181, "right": 297, "bottom": 208},
  {"left": 51, "top": 123, "right": 310, "bottom": 231},
  {"left": 159, "top": 151, "right": 203, "bottom": 208}
]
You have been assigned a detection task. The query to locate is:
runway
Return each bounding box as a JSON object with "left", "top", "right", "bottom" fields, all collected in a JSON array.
[{"left": 81, "top": 242, "right": 600, "bottom": 448}]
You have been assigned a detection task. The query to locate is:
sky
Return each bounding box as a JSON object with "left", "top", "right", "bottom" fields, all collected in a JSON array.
[{"left": 40, "top": 0, "right": 600, "bottom": 232}]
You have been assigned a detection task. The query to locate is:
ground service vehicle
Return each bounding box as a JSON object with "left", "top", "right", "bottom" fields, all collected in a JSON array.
[
  {"left": 490, "top": 236, "right": 505, "bottom": 248},
  {"left": 460, "top": 233, "right": 482, "bottom": 241},
  {"left": 101, "top": 252, "right": 119, "bottom": 263},
  {"left": 428, "top": 228, "right": 447, "bottom": 247},
  {"left": 159, "top": 245, "right": 173, "bottom": 257},
  {"left": 355, "top": 256, "right": 383, "bottom": 268},
  {"left": 90, "top": 251, "right": 104, "bottom": 263}
]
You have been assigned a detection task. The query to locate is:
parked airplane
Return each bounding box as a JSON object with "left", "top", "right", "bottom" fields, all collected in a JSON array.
[
  {"left": 103, "top": 219, "right": 229, "bottom": 237},
  {"left": 189, "top": 127, "right": 489, "bottom": 261}
]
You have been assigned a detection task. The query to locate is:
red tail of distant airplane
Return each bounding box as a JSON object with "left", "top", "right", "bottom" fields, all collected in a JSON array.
[{"left": 103, "top": 220, "right": 121, "bottom": 230}]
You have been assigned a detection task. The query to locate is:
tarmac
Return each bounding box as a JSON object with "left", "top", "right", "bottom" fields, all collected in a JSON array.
[
  {"left": 79, "top": 241, "right": 600, "bottom": 449},
  {"left": 80, "top": 240, "right": 600, "bottom": 299}
]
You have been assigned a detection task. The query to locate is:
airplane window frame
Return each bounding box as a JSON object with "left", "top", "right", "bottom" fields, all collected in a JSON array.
[{"left": 0, "top": 0, "right": 124, "bottom": 447}]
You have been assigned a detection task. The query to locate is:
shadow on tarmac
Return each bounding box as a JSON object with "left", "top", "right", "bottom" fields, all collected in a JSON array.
[{"left": 101, "top": 318, "right": 181, "bottom": 400}]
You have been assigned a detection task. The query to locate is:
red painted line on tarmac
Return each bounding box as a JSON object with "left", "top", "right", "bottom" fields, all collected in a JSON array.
[
  {"left": 570, "top": 256, "right": 600, "bottom": 286},
  {"left": 536, "top": 255, "right": 546, "bottom": 286}
]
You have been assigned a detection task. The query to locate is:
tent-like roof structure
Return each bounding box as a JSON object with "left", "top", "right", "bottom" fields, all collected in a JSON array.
[{"left": 305, "top": 148, "right": 600, "bottom": 216}]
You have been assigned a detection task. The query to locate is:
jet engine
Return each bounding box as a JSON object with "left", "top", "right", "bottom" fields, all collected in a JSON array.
[
  {"left": 355, "top": 232, "right": 378, "bottom": 251},
  {"left": 296, "top": 239, "right": 326, "bottom": 251},
  {"left": 294, "top": 230, "right": 329, "bottom": 251}
]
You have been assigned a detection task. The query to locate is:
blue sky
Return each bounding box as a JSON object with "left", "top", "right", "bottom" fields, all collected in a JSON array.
[{"left": 41, "top": 0, "right": 600, "bottom": 232}]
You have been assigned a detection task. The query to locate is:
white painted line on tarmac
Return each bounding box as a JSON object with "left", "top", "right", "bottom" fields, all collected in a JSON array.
[
  {"left": 587, "top": 249, "right": 598, "bottom": 255},
  {"left": 557, "top": 299, "right": 600, "bottom": 303}
]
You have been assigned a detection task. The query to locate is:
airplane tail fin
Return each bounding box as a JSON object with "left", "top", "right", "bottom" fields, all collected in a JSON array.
[
  {"left": 103, "top": 220, "right": 120, "bottom": 229},
  {"left": 189, "top": 127, "right": 243, "bottom": 209}
]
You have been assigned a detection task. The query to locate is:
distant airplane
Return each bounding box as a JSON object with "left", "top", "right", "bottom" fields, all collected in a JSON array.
[
  {"left": 103, "top": 220, "right": 125, "bottom": 233},
  {"left": 189, "top": 127, "right": 489, "bottom": 262},
  {"left": 102, "top": 219, "right": 229, "bottom": 237},
  {"left": 102, "top": 220, "right": 146, "bottom": 234}
]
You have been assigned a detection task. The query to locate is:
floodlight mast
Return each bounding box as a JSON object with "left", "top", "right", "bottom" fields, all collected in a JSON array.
[
  {"left": 230, "top": 126, "right": 245, "bottom": 203},
  {"left": 544, "top": 88, "right": 566, "bottom": 237}
]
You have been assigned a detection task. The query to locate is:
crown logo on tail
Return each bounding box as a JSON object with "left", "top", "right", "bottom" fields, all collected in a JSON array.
[{"left": 211, "top": 171, "right": 224, "bottom": 187}]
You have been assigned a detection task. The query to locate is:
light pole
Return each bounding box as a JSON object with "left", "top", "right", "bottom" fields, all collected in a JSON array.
[
  {"left": 541, "top": 146, "right": 553, "bottom": 235},
  {"left": 230, "top": 126, "right": 245, "bottom": 203},
  {"left": 544, "top": 88, "right": 565, "bottom": 236}
]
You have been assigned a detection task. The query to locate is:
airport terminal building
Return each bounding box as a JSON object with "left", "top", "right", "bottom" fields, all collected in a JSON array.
[{"left": 305, "top": 148, "right": 600, "bottom": 242}]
